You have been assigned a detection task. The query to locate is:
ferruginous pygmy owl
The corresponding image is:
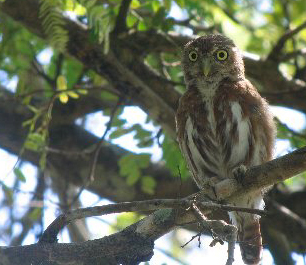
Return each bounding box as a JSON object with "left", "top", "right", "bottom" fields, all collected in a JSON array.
[{"left": 176, "top": 34, "right": 276, "bottom": 265}]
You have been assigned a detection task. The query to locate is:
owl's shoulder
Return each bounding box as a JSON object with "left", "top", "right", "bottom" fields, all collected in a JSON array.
[
  {"left": 177, "top": 88, "right": 203, "bottom": 113},
  {"left": 217, "top": 79, "right": 262, "bottom": 106},
  {"left": 218, "top": 79, "right": 259, "bottom": 97},
  {"left": 214, "top": 79, "right": 269, "bottom": 121}
]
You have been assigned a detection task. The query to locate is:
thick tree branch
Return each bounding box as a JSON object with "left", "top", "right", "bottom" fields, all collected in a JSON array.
[
  {"left": 2, "top": 0, "right": 306, "bottom": 141},
  {"left": 0, "top": 86, "right": 197, "bottom": 202},
  {"left": 1, "top": 1, "right": 306, "bottom": 263},
  {"left": 39, "top": 199, "right": 266, "bottom": 244},
  {"left": 113, "top": 0, "right": 132, "bottom": 34},
  {"left": 213, "top": 146, "right": 306, "bottom": 201},
  {"left": 1, "top": 146, "right": 306, "bottom": 265},
  {"left": 1, "top": 83, "right": 305, "bottom": 252}
]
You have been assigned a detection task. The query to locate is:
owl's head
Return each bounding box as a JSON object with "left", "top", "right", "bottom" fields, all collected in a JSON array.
[{"left": 182, "top": 34, "right": 244, "bottom": 84}]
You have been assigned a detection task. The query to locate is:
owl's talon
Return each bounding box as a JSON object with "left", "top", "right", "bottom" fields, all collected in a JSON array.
[
  {"left": 201, "top": 177, "right": 220, "bottom": 200},
  {"left": 233, "top": 165, "right": 247, "bottom": 186},
  {"left": 211, "top": 185, "right": 218, "bottom": 199}
]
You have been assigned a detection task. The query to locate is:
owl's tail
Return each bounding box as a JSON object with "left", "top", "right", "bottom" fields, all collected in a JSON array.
[{"left": 238, "top": 218, "right": 262, "bottom": 265}]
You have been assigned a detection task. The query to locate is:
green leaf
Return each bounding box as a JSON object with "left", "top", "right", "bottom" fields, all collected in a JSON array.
[
  {"left": 76, "top": 89, "right": 88, "bottom": 95},
  {"left": 114, "top": 212, "right": 140, "bottom": 230},
  {"left": 64, "top": 0, "right": 74, "bottom": 11},
  {"left": 141, "top": 176, "right": 156, "bottom": 194},
  {"left": 136, "top": 154, "right": 151, "bottom": 168},
  {"left": 138, "top": 21, "right": 147, "bottom": 31},
  {"left": 29, "top": 207, "right": 42, "bottom": 221},
  {"left": 101, "top": 90, "right": 118, "bottom": 101},
  {"left": 131, "top": 0, "right": 140, "bottom": 9},
  {"left": 163, "top": 0, "right": 171, "bottom": 11},
  {"left": 152, "top": 7, "right": 166, "bottom": 26},
  {"left": 74, "top": 3, "right": 87, "bottom": 15},
  {"left": 162, "top": 134, "right": 189, "bottom": 179},
  {"left": 118, "top": 154, "right": 151, "bottom": 186},
  {"left": 132, "top": 124, "right": 152, "bottom": 140},
  {"left": 24, "top": 133, "right": 46, "bottom": 152},
  {"left": 127, "top": 14, "right": 138, "bottom": 27},
  {"left": 67, "top": 91, "right": 79, "bottom": 99},
  {"left": 27, "top": 105, "right": 40, "bottom": 114},
  {"left": 126, "top": 170, "right": 141, "bottom": 185},
  {"left": 137, "top": 138, "right": 153, "bottom": 148},
  {"left": 1, "top": 183, "right": 13, "bottom": 205},
  {"left": 14, "top": 168, "right": 26, "bottom": 183},
  {"left": 57, "top": 75, "right": 67, "bottom": 90},
  {"left": 174, "top": 0, "right": 185, "bottom": 8},
  {"left": 108, "top": 128, "right": 133, "bottom": 139},
  {"left": 59, "top": 92, "right": 69, "bottom": 103},
  {"left": 152, "top": 1, "right": 161, "bottom": 12},
  {"left": 112, "top": 117, "right": 127, "bottom": 127},
  {"left": 63, "top": 57, "right": 83, "bottom": 88}
]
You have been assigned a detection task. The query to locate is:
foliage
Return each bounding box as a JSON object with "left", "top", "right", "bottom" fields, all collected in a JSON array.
[
  {"left": 39, "top": 0, "right": 69, "bottom": 52},
  {"left": 0, "top": 0, "right": 306, "bottom": 264}
]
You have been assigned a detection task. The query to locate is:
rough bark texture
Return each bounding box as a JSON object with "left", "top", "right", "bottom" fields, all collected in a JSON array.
[
  {"left": 1, "top": 148, "right": 306, "bottom": 265},
  {"left": 0, "top": 0, "right": 306, "bottom": 264}
]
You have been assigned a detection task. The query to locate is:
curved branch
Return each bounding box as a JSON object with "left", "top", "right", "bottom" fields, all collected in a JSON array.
[
  {"left": 1, "top": 146, "right": 306, "bottom": 265},
  {"left": 268, "top": 20, "right": 306, "bottom": 61}
]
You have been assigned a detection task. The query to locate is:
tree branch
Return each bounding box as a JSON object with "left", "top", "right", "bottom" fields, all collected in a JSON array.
[
  {"left": 38, "top": 199, "right": 266, "bottom": 244},
  {"left": 1, "top": 146, "right": 305, "bottom": 264},
  {"left": 2, "top": 0, "right": 306, "bottom": 137},
  {"left": 191, "top": 203, "right": 237, "bottom": 265},
  {"left": 113, "top": 0, "right": 132, "bottom": 34},
  {"left": 268, "top": 20, "right": 306, "bottom": 61}
]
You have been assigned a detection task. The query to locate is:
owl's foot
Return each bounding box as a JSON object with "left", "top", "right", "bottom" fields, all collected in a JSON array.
[
  {"left": 232, "top": 165, "right": 247, "bottom": 186},
  {"left": 201, "top": 177, "right": 221, "bottom": 201}
]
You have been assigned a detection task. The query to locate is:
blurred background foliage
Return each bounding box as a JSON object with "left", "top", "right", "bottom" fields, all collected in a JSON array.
[{"left": 0, "top": 0, "right": 306, "bottom": 264}]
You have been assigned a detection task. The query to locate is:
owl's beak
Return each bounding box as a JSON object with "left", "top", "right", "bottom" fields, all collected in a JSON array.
[{"left": 203, "top": 60, "right": 211, "bottom": 77}]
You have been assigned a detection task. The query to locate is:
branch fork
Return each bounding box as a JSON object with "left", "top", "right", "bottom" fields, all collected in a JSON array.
[{"left": 191, "top": 202, "right": 237, "bottom": 265}]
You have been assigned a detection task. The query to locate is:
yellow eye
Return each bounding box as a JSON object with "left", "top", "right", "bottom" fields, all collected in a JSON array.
[
  {"left": 215, "top": 50, "right": 228, "bottom": 61},
  {"left": 188, "top": 51, "right": 198, "bottom": 62}
]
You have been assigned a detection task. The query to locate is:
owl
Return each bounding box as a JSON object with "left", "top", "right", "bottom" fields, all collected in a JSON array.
[{"left": 176, "top": 34, "right": 276, "bottom": 265}]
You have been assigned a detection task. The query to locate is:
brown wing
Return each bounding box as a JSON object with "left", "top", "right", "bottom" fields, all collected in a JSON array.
[
  {"left": 214, "top": 79, "right": 276, "bottom": 163},
  {"left": 214, "top": 79, "right": 276, "bottom": 265}
]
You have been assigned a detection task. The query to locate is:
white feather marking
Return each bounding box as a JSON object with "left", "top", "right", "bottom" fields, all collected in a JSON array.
[
  {"left": 228, "top": 102, "right": 250, "bottom": 167},
  {"left": 185, "top": 117, "right": 218, "bottom": 185}
]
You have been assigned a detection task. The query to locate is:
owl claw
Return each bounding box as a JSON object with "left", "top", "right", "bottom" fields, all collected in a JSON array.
[
  {"left": 232, "top": 165, "right": 247, "bottom": 186},
  {"left": 201, "top": 177, "right": 221, "bottom": 201}
]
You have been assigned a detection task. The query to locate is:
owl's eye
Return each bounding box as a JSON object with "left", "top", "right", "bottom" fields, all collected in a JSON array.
[
  {"left": 188, "top": 51, "right": 198, "bottom": 62},
  {"left": 215, "top": 50, "right": 228, "bottom": 61}
]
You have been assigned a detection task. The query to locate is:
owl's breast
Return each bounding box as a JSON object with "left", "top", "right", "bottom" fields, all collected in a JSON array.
[{"left": 179, "top": 99, "right": 254, "bottom": 188}]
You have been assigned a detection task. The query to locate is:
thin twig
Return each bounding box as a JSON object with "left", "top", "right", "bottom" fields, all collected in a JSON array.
[
  {"left": 53, "top": 53, "right": 65, "bottom": 83},
  {"left": 268, "top": 198, "right": 306, "bottom": 230},
  {"left": 172, "top": 18, "right": 215, "bottom": 34},
  {"left": 214, "top": 2, "right": 254, "bottom": 31},
  {"left": 191, "top": 203, "right": 237, "bottom": 265},
  {"left": 68, "top": 98, "right": 123, "bottom": 208},
  {"left": 280, "top": 0, "right": 300, "bottom": 70},
  {"left": 45, "top": 145, "right": 96, "bottom": 157},
  {"left": 32, "top": 58, "right": 54, "bottom": 87},
  {"left": 275, "top": 117, "right": 306, "bottom": 140},
  {"left": 9, "top": 173, "right": 45, "bottom": 246},
  {"left": 38, "top": 198, "right": 262, "bottom": 243},
  {"left": 281, "top": 48, "right": 306, "bottom": 61},
  {"left": 268, "top": 20, "right": 306, "bottom": 61},
  {"left": 181, "top": 231, "right": 202, "bottom": 248}
]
